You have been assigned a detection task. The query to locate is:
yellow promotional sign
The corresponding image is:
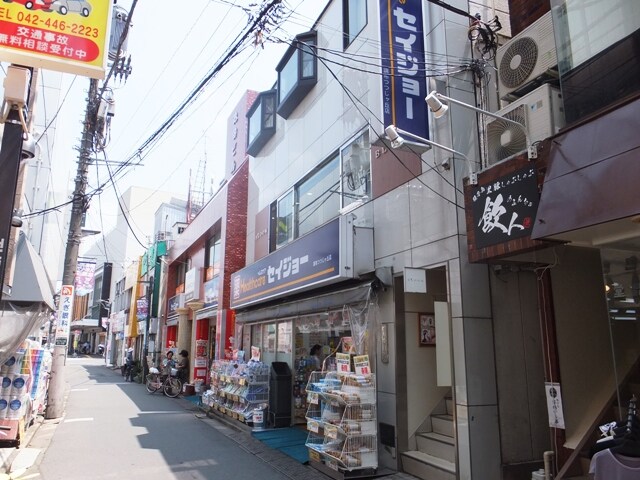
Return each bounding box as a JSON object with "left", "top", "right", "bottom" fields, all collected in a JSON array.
[{"left": 0, "top": 0, "right": 111, "bottom": 79}]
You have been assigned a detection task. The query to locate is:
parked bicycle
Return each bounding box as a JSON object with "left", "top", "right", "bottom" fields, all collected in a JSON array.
[
  {"left": 145, "top": 366, "right": 183, "bottom": 398},
  {"left": 467, "top": 13, "right": 502, "bottom": 60}
]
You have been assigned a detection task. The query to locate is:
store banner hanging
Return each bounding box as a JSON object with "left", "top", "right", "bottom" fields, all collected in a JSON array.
[
  {"left": 136, "top": 297, "right": 148, "bottom": 321},
  {"left": 54, "top": 284, "right": 74, "bottom": 346},
  {"left": 75, "top": 260, "right": 96, "bottom": 296},
  {"left": 379, "top": 0, "right": 429, "bottom": 141}
]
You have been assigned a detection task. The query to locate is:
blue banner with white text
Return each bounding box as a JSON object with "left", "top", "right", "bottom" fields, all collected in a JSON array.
[{"left": 380, "top": 0, "right": 429, "bottom": 140}]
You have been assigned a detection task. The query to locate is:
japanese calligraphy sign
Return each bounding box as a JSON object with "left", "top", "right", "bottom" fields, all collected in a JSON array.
[
  {"left": 230, "top": 218, "right": 341, "bottom": 308},
  {"left": 380, "top": 0, "right": 429, "bottom": 141},
  {"left": 471, "top": 167, "right": 539, "bottom": 249},
  {"left": 0, "top": 1, "right": 111, "bottom": 79},
  {"left": 54, "top": 284, "right": 74, "bottom": 346}
]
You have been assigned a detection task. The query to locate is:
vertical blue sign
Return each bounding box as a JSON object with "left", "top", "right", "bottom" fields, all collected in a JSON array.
[{"left": 380, "top": 0, "right": 429, "bottom": 139}]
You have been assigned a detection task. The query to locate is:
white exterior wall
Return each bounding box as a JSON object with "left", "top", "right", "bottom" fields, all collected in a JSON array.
[
  {"left": 244, "top": 0, "right": 500, "bottom": 478},
  {"left": 21, "top": 70, "right": 69, "bottom": 289},
  {"left": 82, "top": 186, "right": 183, "bottom": 314}
]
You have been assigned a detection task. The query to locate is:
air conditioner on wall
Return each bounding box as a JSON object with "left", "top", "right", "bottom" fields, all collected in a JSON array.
[
  {"left": 486, "top": 84, "right": 564, "bottom": 165},
  {"left": 496, "top": 12, "right": 557, "bottom": 100}
]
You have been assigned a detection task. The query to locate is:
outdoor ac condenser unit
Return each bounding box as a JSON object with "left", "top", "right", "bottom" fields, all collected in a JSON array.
[
  {"left": 486, "top": 84, "right": 564, "bottom": 165},
  {"left": 496, "top": 12, "right": 557, "bottom": 100}
]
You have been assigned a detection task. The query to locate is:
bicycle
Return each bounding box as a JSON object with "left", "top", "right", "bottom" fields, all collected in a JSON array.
[
  {"left": 145, "top": 366, "right": 183, "bottom": 398},
  {"left": 467, "top": 14, "right": 502, "bottom": 60}
]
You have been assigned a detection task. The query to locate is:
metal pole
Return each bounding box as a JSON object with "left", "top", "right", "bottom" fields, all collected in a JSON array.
[
  {"left": 143, "top": 276, "right": 152, "bottom": 379},
  {"left": 46, "top": 78, "right": 99, "bottom": 419}
]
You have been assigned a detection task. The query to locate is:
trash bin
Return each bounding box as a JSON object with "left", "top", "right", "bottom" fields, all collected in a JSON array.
[
  {"left": 252, "top": 403, "right": 268, "bottom": 431},
  {"left": 270, "top": 362, "right": 292, "bottom": 428}
]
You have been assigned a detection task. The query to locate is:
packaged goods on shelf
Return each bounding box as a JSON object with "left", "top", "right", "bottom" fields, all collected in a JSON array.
[{"left": 304, "top": 371, "right": 378, "bottom": 473}]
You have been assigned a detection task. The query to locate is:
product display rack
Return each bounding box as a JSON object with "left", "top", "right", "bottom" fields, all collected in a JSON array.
[
  {"left": 305, "top": 371, "right": 378, "bottom": 478},
  {"left": 202, "top": 360, "right": 269, "bottom": 425}
]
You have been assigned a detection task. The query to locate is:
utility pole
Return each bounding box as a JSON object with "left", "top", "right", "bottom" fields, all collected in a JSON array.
[{"left": 46, "top": 78, "right": 99, "bottom": 420}]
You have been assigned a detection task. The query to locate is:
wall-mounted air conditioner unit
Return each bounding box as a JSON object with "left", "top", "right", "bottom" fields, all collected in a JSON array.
[
  {"left": 496, "top": 12, "right": 557, "bottom": 100},
  {"left": 486, "top": 84, "right": 564, "bottom": 165}
]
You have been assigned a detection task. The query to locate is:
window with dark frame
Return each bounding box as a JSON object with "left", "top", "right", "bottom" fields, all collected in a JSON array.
[
  {"left": 341, "top": 129, "right": 371, "bottom": 208},
  {"left": 343, "top": 0, "right": 367, "bottom": 49},
  {"left": 176, "top": 257, "right": 191, "bottom": 289},
  {"left": 297, "top": 155, "right": 341, "bottom": 237},
  {"left": 276, "top": 189, "right": 295, "bottom": 249},
  {"left": 266, "top": 129, "right": 370, "bottom": 253},
  {"left": 205, "top": 233, "right": 222, "bottom": 280},
  {"left": 276, "top": 31, "right": 318, "bottom": 119},
  {"left": 246, "top": 90, "right": 277, "bottom": 157}
]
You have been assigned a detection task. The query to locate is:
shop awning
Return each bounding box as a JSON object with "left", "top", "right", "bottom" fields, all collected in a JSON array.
[
  {"left": 235, "top": 281, "right": 374, "bottom": 324},
  {"left": 532, "top": 96, "right": 640, "bottom": 243},
  {"left": 194, "top": 306, "right": 217, "bottom": 321},
  {"left": 8, "top": 232, "right": 55, "bottom": 309}
]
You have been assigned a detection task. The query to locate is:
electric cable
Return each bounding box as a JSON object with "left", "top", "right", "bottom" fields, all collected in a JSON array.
[
  {"left": 103, "top": 150, "right": 148, "bottom": 249},
  {"left": 115, "top": 0, "right": 241, "bottom": 150},
  {"left": 313, "top": 51, "right": 467, "bottom": 202},
  {"left": 97, "top": 0, "right": 282, "bottom": 189},
  {"left": 103, "top": 44, "right": 264, "bottom": 216}
]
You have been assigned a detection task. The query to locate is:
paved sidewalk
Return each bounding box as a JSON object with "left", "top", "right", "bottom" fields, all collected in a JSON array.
[
  {"left": 186, "top": 400, "right": 418, "bottom": 480},
  {"left": 0, "top": 367, "right": 418, "bottom": 480}
]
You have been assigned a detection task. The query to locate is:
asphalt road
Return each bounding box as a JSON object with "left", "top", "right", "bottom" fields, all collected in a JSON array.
[{"left": 17, "top": 357, "right": 303, "bottom": 480}]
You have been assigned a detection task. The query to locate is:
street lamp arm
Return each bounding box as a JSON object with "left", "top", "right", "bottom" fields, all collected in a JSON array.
[
  {"left": 431, "top": 92, "right": 536, "bottom": 160},
  {"left": 394, "top": 127, "right": 468, "bottom": 161},
  {"left": 385, "top": 125, "right": 477, "bottom": 185}
]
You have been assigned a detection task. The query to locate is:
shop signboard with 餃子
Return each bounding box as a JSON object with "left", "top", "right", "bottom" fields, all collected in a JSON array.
[{"left": 0, "top": 1, "right": 112, "bottom": 79}]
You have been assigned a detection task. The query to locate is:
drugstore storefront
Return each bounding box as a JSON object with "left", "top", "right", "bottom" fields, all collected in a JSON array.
[{"left": 231, "top": 216, "right": 377, "bottom": 426}]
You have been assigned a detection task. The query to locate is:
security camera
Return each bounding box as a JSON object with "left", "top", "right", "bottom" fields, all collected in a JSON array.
[
  {"left": 11, "top": 216, "right": 22, "bottom": 228},
  {"left": 21, "top": 134, "right": 37, "bottom": 160}
]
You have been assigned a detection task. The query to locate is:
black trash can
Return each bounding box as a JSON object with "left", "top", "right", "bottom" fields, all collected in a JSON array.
[{"left": 270, "top": 362, "right": 292, "bottom": 428}]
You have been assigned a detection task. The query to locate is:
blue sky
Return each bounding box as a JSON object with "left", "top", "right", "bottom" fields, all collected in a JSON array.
[{"left": 52, "top": 0, "right": 323, "bottom": 234}]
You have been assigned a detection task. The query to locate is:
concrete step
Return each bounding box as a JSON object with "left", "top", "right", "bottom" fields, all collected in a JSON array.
[
  {"left": 445, "top": 397, "right": 454, "bottom": 416},
  {"left": 416, "top": 432, "right": 455, "bottom": 463},
  {"left": 401, "top": 451, "right": 455, "bottom": 480},
  {"left": 431, "top": 414, "right": 454, "bottom": 437}
]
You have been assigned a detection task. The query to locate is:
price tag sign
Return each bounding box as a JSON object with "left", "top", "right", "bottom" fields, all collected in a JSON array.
[
  {"left": 328, "top": 461, "right": 339, "bottom": 471},
  {"left": 307, "top": 420, "right": 320, "bottom": 433},
  {"left": 325, "top": 424, "right": 338, "bottom": 439},
  {"left": 309, "top": 449, "right": 321, "bottom": 462},
  {"left": 336, "top": 353, "right": 352, "bottom": 374},
  {"left": 353, "top": 355, "right": 371, "bottom": 375},
  {"left": 308, "top": 392, "right": 319, "bottom": 405},
  {"left": 240, "top": 378, "right": 246, "bottom": 385}
]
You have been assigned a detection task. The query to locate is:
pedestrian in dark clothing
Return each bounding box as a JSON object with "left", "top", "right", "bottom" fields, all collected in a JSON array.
[
  {"left": 124, "top": 348, "right": 135, "bottom": 382},
  {"left": 176, "top": 350, "right": 189, "bottom": 383}
]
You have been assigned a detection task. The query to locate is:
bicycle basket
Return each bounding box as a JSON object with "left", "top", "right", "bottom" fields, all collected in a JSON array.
[{"left": 171, "top": 368, "right": 178, "bottom": 376}]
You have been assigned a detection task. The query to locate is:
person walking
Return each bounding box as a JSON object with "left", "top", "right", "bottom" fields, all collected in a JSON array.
[
  {"left": 124, "top": 348, "right": 135, "bottom": 382},
  {"left": 176, "top": 350, "right": 189, "bottom": 383}
]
